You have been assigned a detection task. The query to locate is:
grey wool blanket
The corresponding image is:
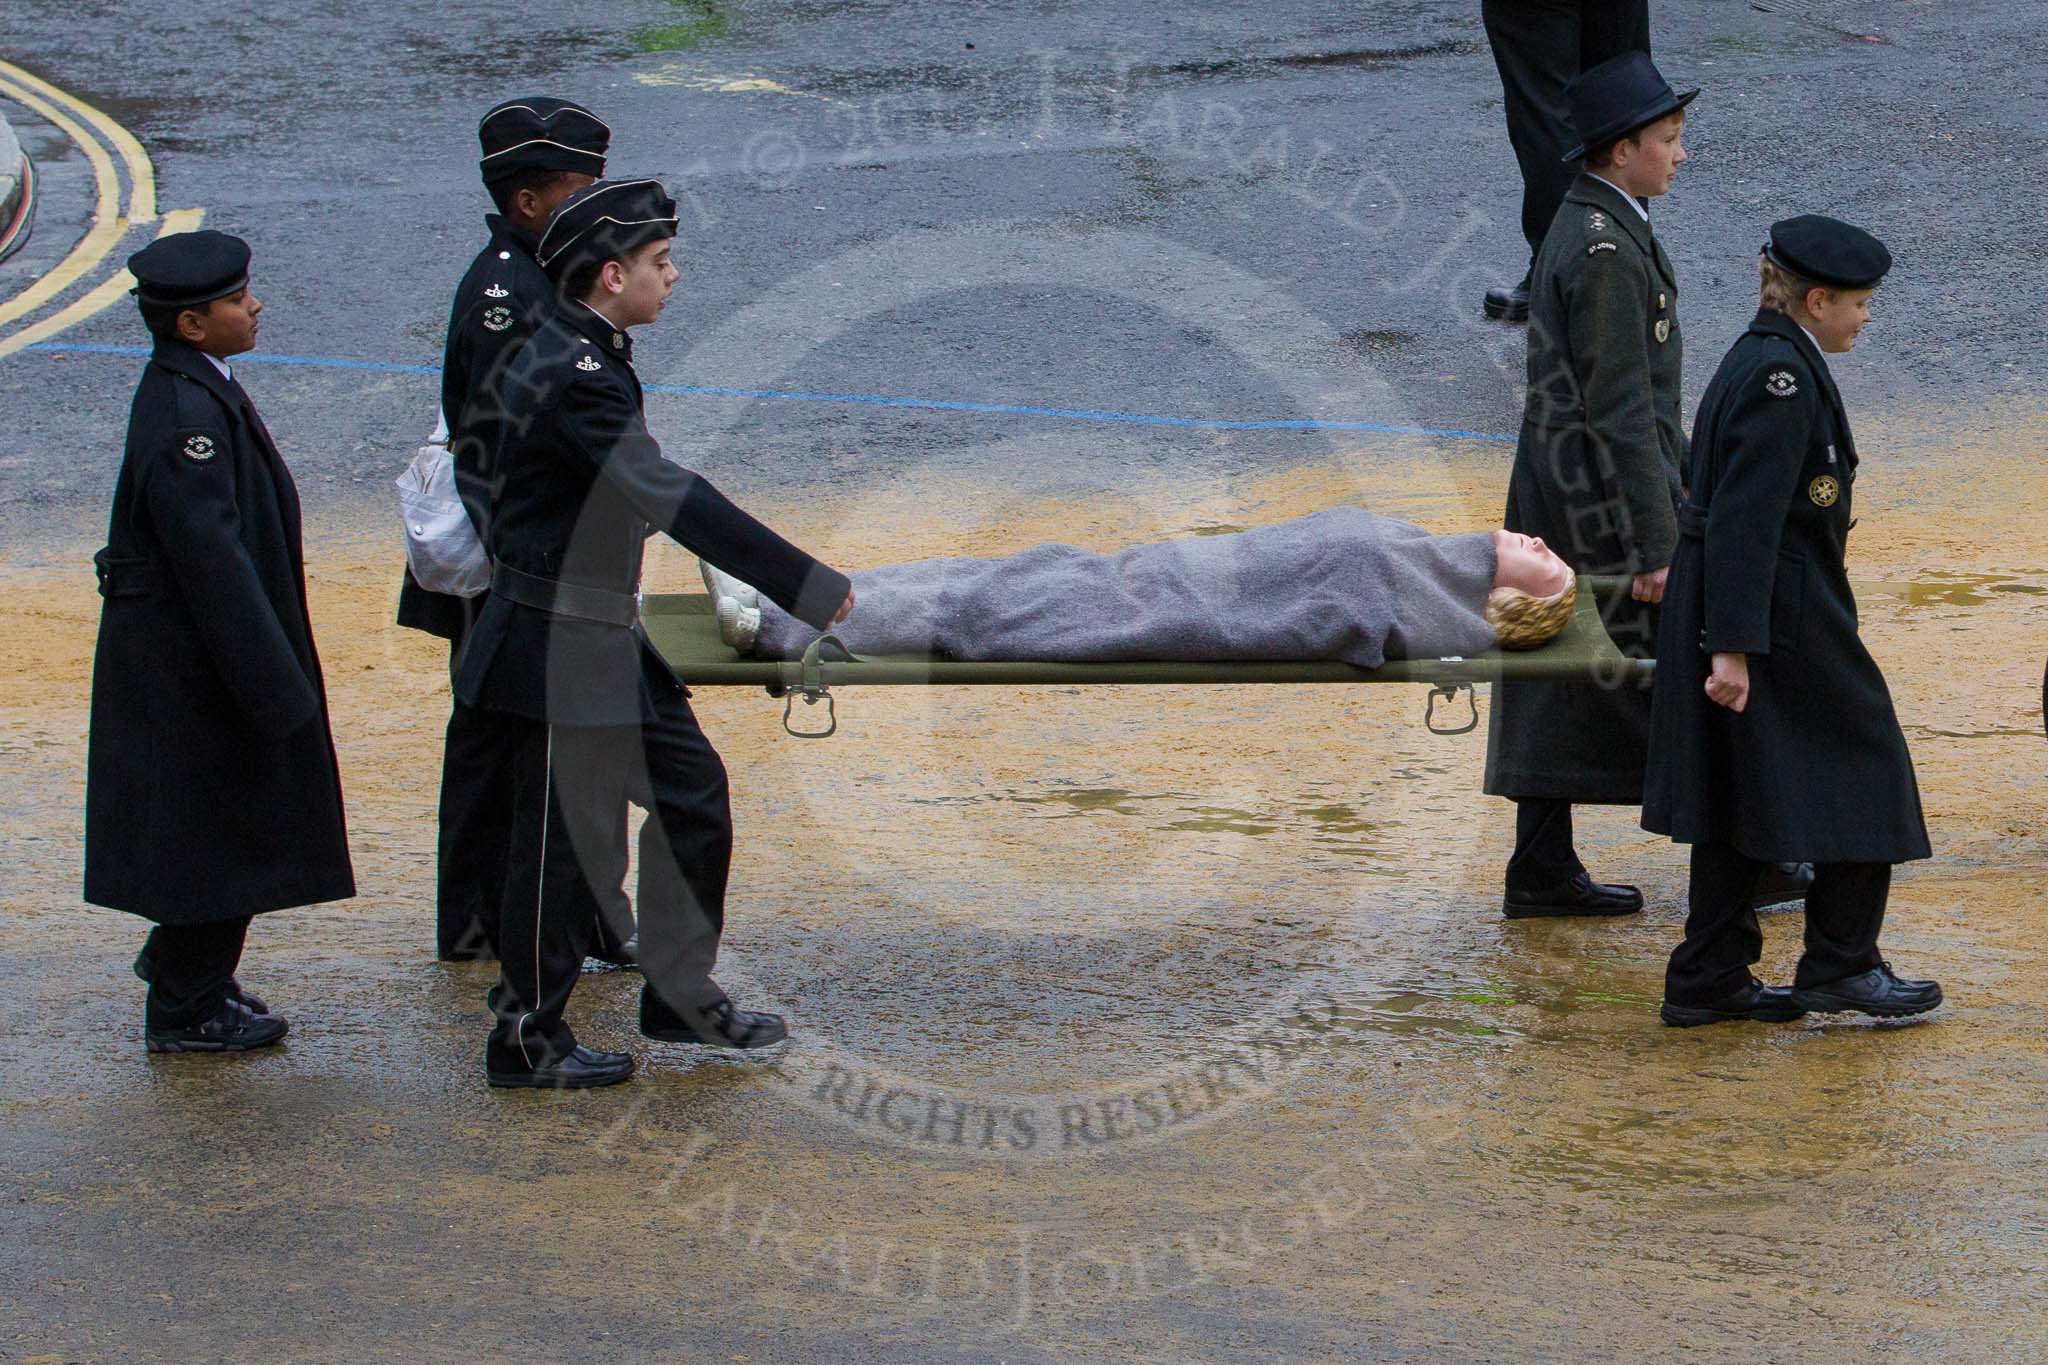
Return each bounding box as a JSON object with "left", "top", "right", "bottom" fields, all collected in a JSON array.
[{"left": 753, "top": 507, "right": 1499, "bottom": 667}]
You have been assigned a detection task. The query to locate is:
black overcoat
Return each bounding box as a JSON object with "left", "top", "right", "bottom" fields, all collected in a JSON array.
[
  {"left": 395, "top": 214, "right": 551, "bottom": 642},
  {"left": 85, "top": 341, "right": 356, "bottom": 924},
  {"left": 1484, "top": 174, "right": 1686, "bottom": 803},
  {"left": 454, "top": 302, "right": 851, "bottom": 726},
  {"left": 1642, "top": 310, "right": 1929, "bottom": 864}
]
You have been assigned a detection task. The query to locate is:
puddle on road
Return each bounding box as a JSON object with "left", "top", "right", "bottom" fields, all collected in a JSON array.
[{"left": 1864, "top": 572, "right": 2048, "bottom": 608}]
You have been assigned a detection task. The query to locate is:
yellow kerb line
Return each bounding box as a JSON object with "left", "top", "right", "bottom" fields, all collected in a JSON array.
[
  {"left": 0, "top": 58, "right": 156, "bottom": 222},
  {"left": 0, "top": 207, "right": 204, "bottom": 361},
  {"left": 0, "top": 70, "right": 127, "bottom": 328}
]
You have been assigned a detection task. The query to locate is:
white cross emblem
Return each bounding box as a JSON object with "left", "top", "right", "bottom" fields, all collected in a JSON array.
[
  {"left": 1766, "top": 370, "right": 1799, "bottom": 398},
  {"left": 182, "top": 435, "right": 216, "bottom": 461},
  {"left": 483, "top": 307, "right": 512, "bottom": 332}
]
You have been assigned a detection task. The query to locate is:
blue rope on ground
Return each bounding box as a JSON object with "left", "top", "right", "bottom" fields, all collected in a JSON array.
[{"left": 20, "top": 341, "right": 1516, "bottom": 443}]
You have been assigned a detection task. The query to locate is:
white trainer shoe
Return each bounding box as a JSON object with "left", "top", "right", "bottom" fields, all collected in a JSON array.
[
  {"left": 715, "top": 596, "right": 762, "bottom": 652},
  {"left": 699, "top": 559, "right": 759, "bottom": 610}
]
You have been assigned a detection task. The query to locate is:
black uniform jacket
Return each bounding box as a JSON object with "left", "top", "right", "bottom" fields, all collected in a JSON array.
[
  {"left": 1641, "top": 309, "right": 1930, "bottom": 864},
  {"left": 396, "top": 215, "right": 551, "bottom": 641},
  {"left": 454, "top": 302, "right": 852, "bottom": 727},
  {"left": 1485, "top": 173, "right": 1685, "bottom": 803},
  {"left": 85, "top": 340, "right": 357, "bottom": 924}
]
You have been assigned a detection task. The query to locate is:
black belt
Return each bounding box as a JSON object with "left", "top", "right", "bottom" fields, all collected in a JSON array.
[
  {"left": 1676, "top": 501, "right": 1707, "bottom": 540},
  {"left": 93, "top": 548, "right": 158, "bottom": 599},
  {"left": 490, "top": 562, "right": 639, "bottom": 626}
]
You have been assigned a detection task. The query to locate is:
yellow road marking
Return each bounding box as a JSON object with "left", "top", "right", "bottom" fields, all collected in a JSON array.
[
  {"left": 0, "top": 58, "right": 156, "bottom": 222},
  {"left": 0, "top": 207, "right": 203, "bottom": 360},
  {"left": 0, "top": 71, "right": 126, "bottom": 328}
]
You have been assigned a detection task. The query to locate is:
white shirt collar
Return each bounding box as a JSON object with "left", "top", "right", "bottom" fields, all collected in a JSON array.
[
  {"left": 1588, "top": 174, "right": 1651, "bottom": 223},
  {"left": 203, "top": 352, "right": 232, "bottom": 381}
]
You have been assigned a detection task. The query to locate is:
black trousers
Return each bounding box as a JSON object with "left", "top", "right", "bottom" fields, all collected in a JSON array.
[
  {"left": 1506, "top": 797, "right": 1586, "bottom": 891},
  {"left": 436, "top": 651, "right": 634, "bottom": 962},
  {"left": 140, "top": 917, "right": 251, "bottom": 1030},
  {"left": 486, "top": 685, "right": 733, "bottom": 1066},
  {"left": 1666, "top": 842, "right": 1889, "bottom": 1004},
  {"left": 1481, "top": 0, "right": 1653, "bottom": 265}
]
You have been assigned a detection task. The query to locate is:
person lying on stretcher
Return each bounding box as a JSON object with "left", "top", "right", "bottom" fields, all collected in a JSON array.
[{"left": 699, "top": 507, "right": 1576, "bottom": 668}]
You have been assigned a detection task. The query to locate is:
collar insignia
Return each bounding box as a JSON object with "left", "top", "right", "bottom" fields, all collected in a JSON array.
[
  {"left": 612, "top": 332, "right": 625, "bottom": 349},
  {"left": 1766, "top": 370, "right": 1799, "bottom": 398},
  {"left": 575, "top": 355, "right": 602, "bottom": 372},
  {"left": 484, "top": 283, "right": 509, "bottom": 299},
  {"left": 183, "top": 435, "right": 216, "bottom": 462}
]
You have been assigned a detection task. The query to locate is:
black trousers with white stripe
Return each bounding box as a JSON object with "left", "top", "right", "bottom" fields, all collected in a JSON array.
[{"left": 486, "top": 687, "right": 733, "bottom": 1066}]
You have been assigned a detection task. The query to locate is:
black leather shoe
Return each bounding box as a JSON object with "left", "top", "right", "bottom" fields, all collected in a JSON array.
[
  {"left": 133, "top": 950, "right": 269, "bottom": 1014},
  {"left": 1751, "top": 862, "right": 1814, "bottom": 910},
  {"left": 486, "top": 1043, "right": 636, "bottom": 1089},
  {"left": 1661, "top": 977, "right": 1807, "bottom": 1027},
  {"left": 1503, "top": 871, "right": 1644, "bottom": 919},
  {"left": 146, "top": 998, "right": 290, "bottom": 1053},
  {"left": 641, "top": 994, "right": 788, "bottom": 1049},
  {"left": 1483, "top": 280, "right": 1531, "bottom": 322},
  {"left": 1791, "top": 962, "right": 1943, "bottom": 1018}
]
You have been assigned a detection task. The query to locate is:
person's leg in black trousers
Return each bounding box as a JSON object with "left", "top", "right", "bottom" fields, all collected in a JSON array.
[
  {"left": 1665, "top": 841, "right": 1765, "bottom": 1005},
  {"left": 1502, "top": 798, "right": 1643, "bottom": 917},
  {"left": 436, "top": 698, "right": 515, "bottom": 960},
  {"left": 485, "top": 717, "right": 634, "bottom": 1078},
  {"left": 630, "top": 688, "right": 786, "bottom": 1048},
  {"left": 1479, "top": 0, "right": 1652, "bottom": 318},
  {"left": 1792, "top": 862, "right": 1887, "bottom": 989},
  {"left": 142, "top": 917, "right": 288, "bottom": 1051}
]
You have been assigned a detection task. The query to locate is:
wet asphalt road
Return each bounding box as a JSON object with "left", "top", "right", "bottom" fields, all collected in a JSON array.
[
  {"left": 2, "top": 3, "right": 2046, "bottom": 1362},
  {"left": 0, "top": 0, "right": 2044, "bottom": 551}
]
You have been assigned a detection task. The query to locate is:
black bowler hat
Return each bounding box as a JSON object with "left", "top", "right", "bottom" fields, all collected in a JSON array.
[
  {"left": 535, "top": 178, "right": 680, "bottom": 279},
  {"left": 127, "top": 229, "right": 251, "bottom": 308},
  {"left": 1764, "top": 215, "right": 1892, "bottom": 289},
  {"left": 478, "top": 97, "right": 610, "bottom": 184},
  {"left": 1561, "top": 51, "right": 1699, "bottom": 162}
]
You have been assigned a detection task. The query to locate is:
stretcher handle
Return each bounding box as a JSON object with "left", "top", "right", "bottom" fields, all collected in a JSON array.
[
  {"left": 782, "top": 633, "right": 857, "bottom": 738},
  {"left": 1424, "top": 683, "right": 1478, "bottom": 736}
]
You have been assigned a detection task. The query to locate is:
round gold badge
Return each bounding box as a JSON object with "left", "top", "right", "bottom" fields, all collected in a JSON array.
[{"left": 1808, "top": 475, "right": 1840, "bottom": 507}]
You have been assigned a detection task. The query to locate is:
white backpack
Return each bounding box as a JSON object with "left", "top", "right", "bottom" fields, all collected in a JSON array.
[{"left": 396, "top": 442, "right": 490, "bottom": 598}]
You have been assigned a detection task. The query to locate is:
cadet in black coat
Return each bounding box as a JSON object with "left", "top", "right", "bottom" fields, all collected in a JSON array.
[
  {"left": 1645, "top": 217, "right": 1940, "bottom": 1026},
  {"left": 1483, "top": 52, "right": 1692, "bottom": 919},
  {"left": 397, "top": 97, "right": 636, "bottom": 965},
  {"left": 86, "top": 232, "right": 354, "bottom": 1052},
  {"left": 456, "top": 180, "right": 853, "bottom": 1088}
]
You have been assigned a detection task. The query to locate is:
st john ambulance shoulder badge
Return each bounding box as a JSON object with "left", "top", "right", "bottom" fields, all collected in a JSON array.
[
  {"left": 182, "top": 435, "right": 216, "bottom": 461},
  {"left": 1808, "top": 475, "right": 1840, "bottom": 507},
  {"left": 1766, "top": 370, "right": 1799, "bottom": 398},
  {"left": 483, "top": 306, "right": 513, "bottom": 332},
  {"left": 483, "top": 283, "right": 509, "bottom": 299},
  {"left": 575, "top": 355, "right": 602, "bottom": 373}
]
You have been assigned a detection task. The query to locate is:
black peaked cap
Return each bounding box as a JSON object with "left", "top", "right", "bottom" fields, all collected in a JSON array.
[
  {"left": 128, "top": 229, "right": 251, "bottom": 308},
  {"left": 478, "top": 97, "right": 610, "bottom": 183},
  {"left": 1562, "top": 50, "right": 1699, "bottom": 162},
  {"left": 1765, "top": 215, "right": 1892, "bottom": 289},
  {"left": 535, "top": 179, "right": 679, "bottom": 279}
]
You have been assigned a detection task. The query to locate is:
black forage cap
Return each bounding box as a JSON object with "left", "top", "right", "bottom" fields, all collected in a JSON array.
[
  {"left": 1562, "top": 50, "right": 1699, "bottom": 162},
  {"left": 535, "top": 178, "right": 679, "bottom": 279},
  {"left": 1764, "top": 215, "right": 1892, "bottom": 289},
  {"left": 127, "top": 229, "right": 250, "bottom": 307},
  {"left": 478, "top": 97, "right": 610, "bottom": 183}
]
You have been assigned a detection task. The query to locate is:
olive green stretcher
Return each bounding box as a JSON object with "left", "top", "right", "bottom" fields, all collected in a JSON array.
[{"left": 639, "top": 575, "right": 1654, "bottom": 739}]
